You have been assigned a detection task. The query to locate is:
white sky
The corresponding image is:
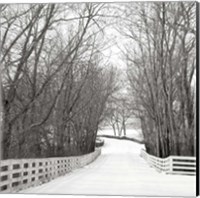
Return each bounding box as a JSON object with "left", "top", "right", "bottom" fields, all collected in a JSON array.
[{"left": 102, "top": 27, "right": 127, "bottom": 69}]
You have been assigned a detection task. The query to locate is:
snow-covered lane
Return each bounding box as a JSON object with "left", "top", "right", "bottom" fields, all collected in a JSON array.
[{"left": 20, "top": 138, "right": 196, "bottom": 196}]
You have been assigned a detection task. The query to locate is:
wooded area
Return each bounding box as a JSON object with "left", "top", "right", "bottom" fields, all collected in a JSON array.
[
  {"left": 121, "top": 2, "right": 196, "bottom": 157},
  {"left": 0, "top": 2, "right": 196, "bottom": 159},
  {"left": 0, "top": 4, "right": 117, "bottom": 159}
]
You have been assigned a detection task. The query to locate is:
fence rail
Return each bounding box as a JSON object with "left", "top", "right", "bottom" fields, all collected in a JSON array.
[
  {"left": 140, "top": 149, "right": 196, "bottom": 175},
  {"left": 0, "top": 148, "right": 101, "bottom": 193}
]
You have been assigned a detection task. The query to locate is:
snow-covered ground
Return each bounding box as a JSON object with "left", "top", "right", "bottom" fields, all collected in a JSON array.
[{"left": 20, "top": 131, "right": 196, "bottom": 196}]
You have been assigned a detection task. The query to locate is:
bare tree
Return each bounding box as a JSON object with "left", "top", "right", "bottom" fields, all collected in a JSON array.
[{"left": 105, "top": 94, "right": 132, "bottom": 137}]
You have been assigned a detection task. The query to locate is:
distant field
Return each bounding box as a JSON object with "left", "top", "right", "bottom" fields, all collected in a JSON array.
[{"left": 97, "top": 128, "right": 143, "bottom": 141}]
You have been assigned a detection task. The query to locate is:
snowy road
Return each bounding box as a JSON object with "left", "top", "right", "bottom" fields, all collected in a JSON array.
[{"left": 20, "top": 138, "right": 196, "bottom": 196}]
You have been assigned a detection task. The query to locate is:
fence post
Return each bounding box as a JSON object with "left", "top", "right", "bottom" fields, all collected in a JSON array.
[
  {"left": 7, "top": 160, "right": 13, "bottom": 193},
  {"left": 169, "top": 157, "right": 173, "bottom": 174}
]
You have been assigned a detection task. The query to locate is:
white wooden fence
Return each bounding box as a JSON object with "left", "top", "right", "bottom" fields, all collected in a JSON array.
[
  {"left": 0, "top": 148, "right": 101, "bottom": 193},
  {"left": 140, "top": 149, "right": 196, "bottom": 175}
]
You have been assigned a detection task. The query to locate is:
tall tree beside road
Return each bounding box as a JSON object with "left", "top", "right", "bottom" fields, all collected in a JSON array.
[{"left": 119, "top": 2, "right": 196, "bottom": 157}]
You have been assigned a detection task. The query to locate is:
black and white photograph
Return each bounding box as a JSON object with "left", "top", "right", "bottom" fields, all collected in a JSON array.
[{"left": 0, "top": 1, "right": 198, "bottom": 197}]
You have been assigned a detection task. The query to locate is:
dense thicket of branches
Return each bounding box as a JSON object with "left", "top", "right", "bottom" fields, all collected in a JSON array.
[
  {"left": 121, "top": 2, "right": 196, "bottom": 157},
  {"left": 0, "top": 3, "right": 117, "bottom": 159}
]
